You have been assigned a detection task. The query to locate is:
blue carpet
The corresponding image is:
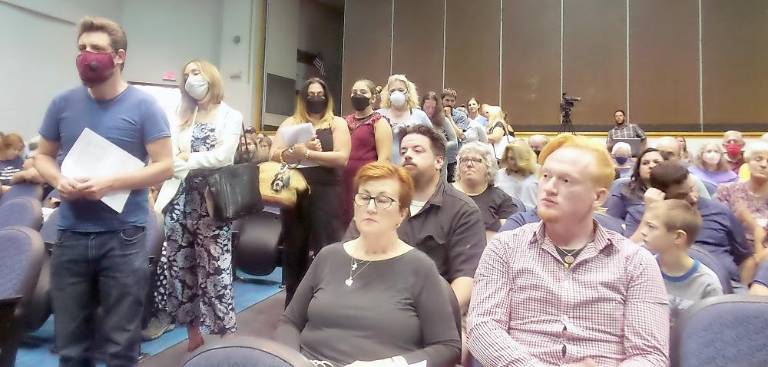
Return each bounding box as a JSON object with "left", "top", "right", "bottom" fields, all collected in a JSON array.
[{"left": 15, "top": 268, "right": 282, "bottom": 367}]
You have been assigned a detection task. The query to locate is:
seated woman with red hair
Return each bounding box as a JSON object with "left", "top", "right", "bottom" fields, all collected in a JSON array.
[{"left": 276, "top": 161, "right": 461, "bottom": 367}]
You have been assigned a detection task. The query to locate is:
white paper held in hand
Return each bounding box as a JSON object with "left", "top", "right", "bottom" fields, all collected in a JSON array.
[
  {"left": 279, "top": 123, "right": 315, "bottom": 147},
  {"left": 60, "top": 128, "right": 145, "bottom": 213}
]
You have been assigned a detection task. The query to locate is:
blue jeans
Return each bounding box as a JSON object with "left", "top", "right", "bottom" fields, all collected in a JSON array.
[{"left": 51, "top": 227, "right": 149, "bottom": 367}]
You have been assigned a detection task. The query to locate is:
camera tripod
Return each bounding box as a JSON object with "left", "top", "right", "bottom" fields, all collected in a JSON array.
[{"left": 559, "top": 110, "right": 575, "bottom": 134}]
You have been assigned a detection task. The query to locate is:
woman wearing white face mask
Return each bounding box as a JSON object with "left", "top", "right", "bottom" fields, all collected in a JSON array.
[
  {"left": 376, "top": 74, "right": 432, "bottom": 163},
  {"left": 148, "top": 59, "right": 243, "bottom": 350},
  {"left": 689, "top": 142, "right": 738, "bottom": 186}
]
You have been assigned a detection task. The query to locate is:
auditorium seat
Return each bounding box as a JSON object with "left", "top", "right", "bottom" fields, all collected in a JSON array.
[
  {"left": 671, "top": 294, "right": 768, "bottom": 367},
  {"left": 182, "top": 336, "right": 312, "bottom": 367},
  {"left": 0, "top": 197, "right": 43, "bottom": 230},
  {"left": 0, "top": 183, "right": 43, "bottom": 207},
  {"left": 610, "top": 177, "right": 630, "bottom": 193},
  {"left": 0, "top": 227, "right": 45, "bottom": 366},
  {"left": 39, "top": 208, "right": 59, "bottom": 248},
  {"left": 509, "top": 196, "right": 526, "bottom": 213},
  {"left": 20, "top": 210, "right": 57, "bottom": 336},
  {"left": 234, "top": 206, "right": 282, "bottom": 276},
  {"left": 688, "top": 245, "right": 733, "bottom": 294}
]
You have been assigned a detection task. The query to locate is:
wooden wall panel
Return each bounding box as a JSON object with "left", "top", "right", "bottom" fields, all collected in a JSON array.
[
  {"left": 562, "top": 0, "right": 626, "bottom": 129},
  {"left": 629, "top": 0, "right": 699, "bottom": 131},
  {"left": 340, "top": 0, "right": 768, "bottom": 131},
  {"left": 341, "top": 0, "right": 392, "bottom": 115},
  {"left": 392, "top": 0, "right": 444, "bottom": 97},
  {"left": 501, "top": 0, "right": 561, "bottom": 131},
  {"left": 444, "top": 0, "right": 501, "bottom": 105},
  {"left": 702, "top": 0, "right": 768, "bottom": 131}
]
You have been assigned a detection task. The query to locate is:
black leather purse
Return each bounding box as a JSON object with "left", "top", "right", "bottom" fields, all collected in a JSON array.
[{"left": 205, "top": 124, "right": 263, "bottom": 221}]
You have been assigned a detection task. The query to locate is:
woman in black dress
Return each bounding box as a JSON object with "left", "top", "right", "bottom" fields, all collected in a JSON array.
[{"left": 270, "top": 78, "right": 351, "bottom": 305}]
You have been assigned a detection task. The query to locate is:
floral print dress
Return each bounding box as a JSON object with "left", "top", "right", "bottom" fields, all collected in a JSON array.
[{"left": 154, "top": 122, "right": 236, "bottom": 334}]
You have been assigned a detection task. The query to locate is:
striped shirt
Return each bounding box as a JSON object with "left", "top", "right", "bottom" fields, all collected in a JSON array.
[
  {"left": 0, "top": 157, "right": 23, "bottom": 185},
  {"left": 468, "top": 222, "right": 669, "bottom": 367}
]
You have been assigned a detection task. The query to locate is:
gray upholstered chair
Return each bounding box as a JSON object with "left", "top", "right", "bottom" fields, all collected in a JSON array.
[
  {"left": 0, "top": 197, "right": 42, "bottom": 230},
  {"left": 672, "top": 294, "right": 768, "bottom": 367},
  {"left": 0, "top": 226, "right": 45, "bottom": 366},
  {"left": 0, "top": 183, "right": 43, "bottom": 207},
  {"left": 182, "top": 336, "right": 312, "bottom": 367}
]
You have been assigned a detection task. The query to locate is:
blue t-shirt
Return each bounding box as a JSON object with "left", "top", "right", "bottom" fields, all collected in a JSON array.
[{"left": 39, "top": 86, "right": 171, "bottom": 231}]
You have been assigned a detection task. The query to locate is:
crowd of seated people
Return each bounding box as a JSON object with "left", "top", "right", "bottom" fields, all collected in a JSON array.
[{"left": 9, "top": 14, "right": 768, "bottom": 367}]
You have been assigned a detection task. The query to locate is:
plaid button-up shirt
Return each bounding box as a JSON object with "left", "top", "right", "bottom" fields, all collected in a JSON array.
[
  {"left": 606, "top": 123, "right": 646, "bottom": 149},
  {"left": 468, "top": 222, "right": 669, "bottom": 367}
]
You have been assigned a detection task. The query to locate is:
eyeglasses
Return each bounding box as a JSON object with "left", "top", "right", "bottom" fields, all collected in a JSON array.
[
  {"left": 459, "top": 157, "right": 484, "bottom": 165},
  {"left": 354, "top": 193, "right": 398, "bottom": 209}
]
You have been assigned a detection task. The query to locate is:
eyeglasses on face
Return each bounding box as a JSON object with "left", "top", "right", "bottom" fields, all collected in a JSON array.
[
  {"left": 354, "top": 193, "right": 398, "bottom": 209},
  {"left": 459, "top": 157, "right": 484, "bottom": 165}
]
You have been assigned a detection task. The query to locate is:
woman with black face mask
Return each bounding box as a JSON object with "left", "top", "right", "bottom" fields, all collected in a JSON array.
[
  {"left": 340, "top": 79, "right": 393, "bottom": 227},
  {"left": 270, "top": 77, "right": 351, "bottom": 305}
]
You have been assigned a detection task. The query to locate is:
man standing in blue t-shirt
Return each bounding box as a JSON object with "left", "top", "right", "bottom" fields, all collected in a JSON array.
[{"left": 34, "top": 16, "right": 173, "bottom": 367}]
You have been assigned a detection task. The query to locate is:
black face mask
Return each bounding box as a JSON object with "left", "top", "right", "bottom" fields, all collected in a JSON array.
[
  {"left": 306, "top": 96, "right": 327, "bottom": 114},
  {"left": 533, "top": 149, "right": 541, "bottom": 157},
  {"left": 350, "top": 94, "right": 370, "bottom": 111}
]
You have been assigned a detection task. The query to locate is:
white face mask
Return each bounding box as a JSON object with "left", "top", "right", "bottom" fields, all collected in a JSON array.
[
  {"left": 702, "top": 151, "right": 721, "bottom": 165},
  {"left": 389, "top": 91, "right": 407, "bottom": 107},
  {"left": 185, "top": 74, "right": 209, "bottom": 101}
]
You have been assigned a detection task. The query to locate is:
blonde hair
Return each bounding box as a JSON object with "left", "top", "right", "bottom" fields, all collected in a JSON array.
[
  {"left": 457, "top": 142, "right": 498, "bottom": 184},
  {"left": 380, "top": 74, "right": 419, "bottom": 110},
  {"left": 502, "top": 140, "right": 537, "bottom": 177},
  {"left": 694, "top": 142, "right": 731, "bottom": 172},
  {"left": 178, "top": 59, "right": 225, "bottom": 128},
  {"left": 645, "top": 199, "right": 702, "bottom": 246},
  {"left": 487, "top": 109, "right": 508, "bottom": 125},
  {"left": 538, "top": 134, "right": 616, "bottom": 189},
  {"left": 290, "top": 77, "right": 335, "bottom": 126}
]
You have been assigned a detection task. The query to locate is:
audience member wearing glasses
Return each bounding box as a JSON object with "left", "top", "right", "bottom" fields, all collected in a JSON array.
[{"left": 276, "top": 162, "right": 461, "bottom": 367}]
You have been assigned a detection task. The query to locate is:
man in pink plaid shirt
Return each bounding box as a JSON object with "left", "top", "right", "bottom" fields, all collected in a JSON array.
[{"left": 468, "top": 134, "right": 669, "bottom": 367}]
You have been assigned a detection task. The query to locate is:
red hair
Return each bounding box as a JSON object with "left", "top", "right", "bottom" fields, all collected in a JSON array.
[{"left": 353, "top": 162, "right": 414, "bottom": 210}]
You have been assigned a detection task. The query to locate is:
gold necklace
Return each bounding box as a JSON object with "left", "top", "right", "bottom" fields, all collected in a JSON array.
[{"left": 555, "top": 247, "right": 584, "bottom": 269}]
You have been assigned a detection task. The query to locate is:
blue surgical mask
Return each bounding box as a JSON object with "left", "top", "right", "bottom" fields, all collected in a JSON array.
[{"left": 614, "top": 156, "right": 629, "bottom": 165}]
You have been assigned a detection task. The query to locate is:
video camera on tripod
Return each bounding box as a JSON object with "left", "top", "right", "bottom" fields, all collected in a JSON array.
[{"left": 559, "top": 93, "right": 581, "bottom": 133}]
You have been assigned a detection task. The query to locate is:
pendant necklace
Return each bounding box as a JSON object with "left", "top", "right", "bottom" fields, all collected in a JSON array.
[
  {"left": 346, "top": 257, "right": 372, "bottom": 287},
  {"left": 555, "top": 246, "right": 585, "bottom": 269}
]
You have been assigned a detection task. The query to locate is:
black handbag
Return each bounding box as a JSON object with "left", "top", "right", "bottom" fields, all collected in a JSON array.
[{"left": 205, "top": 124, "right": 263, "bottom": 221}]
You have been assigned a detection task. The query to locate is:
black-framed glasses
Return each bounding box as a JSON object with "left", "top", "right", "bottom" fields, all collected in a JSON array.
[{"left": 354, "top": 193, "right": 398, "bottom": 209}]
